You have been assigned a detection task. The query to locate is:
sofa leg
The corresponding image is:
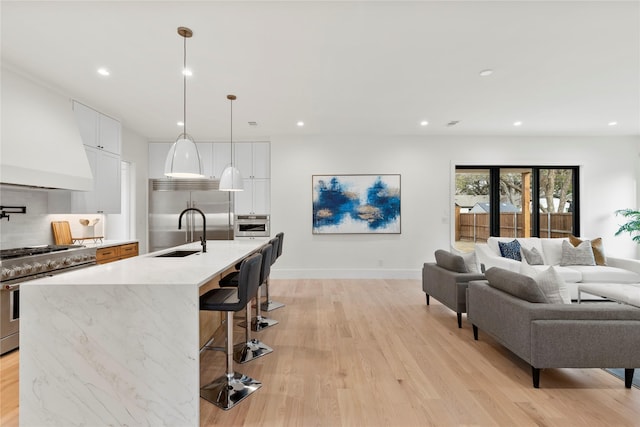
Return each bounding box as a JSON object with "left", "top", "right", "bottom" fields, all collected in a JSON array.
[
  {"left": 472, "top": 325, "right": 478, "bottom": 340},
  {"left": 457, "top": 313, "right": 462, "bottom": 328},
  {"left": 532, "top": 367, "right": 540, "bottom": 388},
  {"left": 625, "top": 368, "right": 634, "bottom": 388},
  {"left": 425, "top": 294, "right": 430, "bottom": 305}
]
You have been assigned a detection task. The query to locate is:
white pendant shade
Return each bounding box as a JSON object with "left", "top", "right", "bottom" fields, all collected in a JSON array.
[
  {"left": 164, "top": 136, "right": 204, "bottom": 178},
  {"left": 219, "top": 165, "right": 244, "bottom": 191}
]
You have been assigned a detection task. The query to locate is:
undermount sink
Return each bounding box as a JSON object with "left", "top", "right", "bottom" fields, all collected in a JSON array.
[{"left": 155, "top": 250, "right": 201, "bottom": 258}]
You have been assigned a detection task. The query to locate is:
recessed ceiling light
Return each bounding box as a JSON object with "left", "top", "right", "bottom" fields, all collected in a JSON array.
[
  {"left": 479, "top": 69, "right": 494, "bottom": 77},
  {"left": 513, "top": 121, "right": 522, "bottom": 126},
  {"left": 297, "top": 121, "right": 304, "bottom": 127},
  {"left": 97, "top": 68, "right": 110, "bottom": 76},
  {"left": 177, "top": 121, "right": 184, "bottom": 127},
  {"left": 420, "top": 120, "right": 429, "bottom": 126},
  {"left": 608, "top": 121, "right": 618, "bottom": 126},
  {"left": 182, "top": 68, "right": 192, "bottom": 77}
]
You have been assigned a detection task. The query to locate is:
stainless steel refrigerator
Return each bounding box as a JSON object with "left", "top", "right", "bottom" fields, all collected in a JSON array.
[{"left": 148, "top": 179, "right": 234, "bottom": 252}]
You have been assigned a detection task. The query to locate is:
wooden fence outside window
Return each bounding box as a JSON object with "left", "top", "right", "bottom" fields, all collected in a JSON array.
[{"left": 455, "top": 211, "right": 573, "bottom": 242}]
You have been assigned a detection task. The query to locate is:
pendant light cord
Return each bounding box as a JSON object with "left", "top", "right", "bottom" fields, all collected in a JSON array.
[
  {"left": 230, "top": 97, "right": 233, "bottom": 164},
  {"left": 183, "top": 32, "right": 187, "bottom": 135},
  {"left": 228, "top": 94, "right": 237, "bottom": 167}
]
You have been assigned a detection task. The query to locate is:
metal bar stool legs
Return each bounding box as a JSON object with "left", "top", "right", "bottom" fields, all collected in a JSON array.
[
  {"left": 234, "top": 299, "right": 273, "bottom": 363},
  {"left": 200, "top": 311, "right": 262, "bottom": 409},
  {"left": 261, "top": 276, "right": 285, "bottom": 311},
  {"left": 253, "top": 284, "right": 279, "bottom": 331}
]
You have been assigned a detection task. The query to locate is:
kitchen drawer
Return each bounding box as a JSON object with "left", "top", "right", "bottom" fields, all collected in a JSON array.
[
  {"left": 96, "top": 242, "right": 138, "bottom": 264},
  {"left": 119, "top": 242, "right": 138, "bottom": 260}
]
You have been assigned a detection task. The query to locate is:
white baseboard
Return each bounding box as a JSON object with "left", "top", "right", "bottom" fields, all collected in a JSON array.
[{"left": 270, "top": 268, "right": 421, "bottom": 280}]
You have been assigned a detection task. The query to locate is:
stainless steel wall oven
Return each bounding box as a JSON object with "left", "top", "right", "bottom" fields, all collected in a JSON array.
[{"left": 235, "top": 214, "right": 270, "bottom": 237}]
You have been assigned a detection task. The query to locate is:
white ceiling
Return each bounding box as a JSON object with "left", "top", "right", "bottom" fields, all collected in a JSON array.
[{"left": 2, "top": 1, "right": 639, "bottom": 141}]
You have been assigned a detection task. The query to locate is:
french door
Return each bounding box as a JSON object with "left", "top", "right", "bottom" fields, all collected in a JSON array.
[{"left": 454, "top": 166, "right": 579, "bottom": 251}]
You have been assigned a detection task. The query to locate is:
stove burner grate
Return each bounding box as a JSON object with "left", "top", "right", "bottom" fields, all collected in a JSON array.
[{"left": 0, "top": 245, "right": 84, "bottom": 260}]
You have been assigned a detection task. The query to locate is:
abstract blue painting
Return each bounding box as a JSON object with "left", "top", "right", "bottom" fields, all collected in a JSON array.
[{"left": 312, "top": 174, "right": 401, "bottom": 234}]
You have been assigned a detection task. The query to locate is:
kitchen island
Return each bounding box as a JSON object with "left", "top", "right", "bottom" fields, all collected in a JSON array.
[{"left": 19, "top": 239, "right": 268, "bottom": 427}]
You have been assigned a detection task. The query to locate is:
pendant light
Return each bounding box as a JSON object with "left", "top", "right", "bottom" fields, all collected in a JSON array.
[
  {"left": 164, "top": 27, "right": 204, "bottom": 178},
  {"left": 219, "top": 94, "right": 244, "bottom": 191}
]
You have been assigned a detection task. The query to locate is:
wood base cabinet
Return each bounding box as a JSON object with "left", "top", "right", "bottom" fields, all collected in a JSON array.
[{"left": 96, "top": 242, "right": 138, "bottom": 264}]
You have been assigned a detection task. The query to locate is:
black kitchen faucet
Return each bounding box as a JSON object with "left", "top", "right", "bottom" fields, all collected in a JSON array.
[{"left": 178, "top": 208, "right": 207, "bottom": 253}]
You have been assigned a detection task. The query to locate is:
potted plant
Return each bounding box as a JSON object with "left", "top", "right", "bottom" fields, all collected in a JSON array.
[{"left": 614, "top": 209, "right": 640, "bottom": 243}]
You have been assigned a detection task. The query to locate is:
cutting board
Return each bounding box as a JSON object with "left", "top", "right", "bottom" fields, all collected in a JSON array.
[{"left": 51, "top": 221, "right": 73, "bottom": 245}]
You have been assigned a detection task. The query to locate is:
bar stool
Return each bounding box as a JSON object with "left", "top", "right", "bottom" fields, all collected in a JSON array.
[
  {"left": 262, "top": 232, "right": 285, "bottom": 312},
  {"left": 220, "top": 240, "right": 279, "bottom": 332},
  {"left": 199, "top": 253, "right": 262, "bottom": 410},
  {"left": 233, "top": 244, "right": 274, "bottom": 363},
  {"left": 251, "top": 237, "right": 279, "bottom": 331}
]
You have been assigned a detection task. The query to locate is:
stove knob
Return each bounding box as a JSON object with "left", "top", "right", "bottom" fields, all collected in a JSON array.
[
  {"left": 22, "top": 264, "right": 33, "bottom": 274},
  {"left": 73, "top": 255, "right": 83, "bottom": 263},
  {"left": 63, "top": 257, "right": 73, "bottom": 266},
  {"left": 47, "top": 259, "right": 60, "bottom": 269},
  {"left": 11, "top": 266, "right": 23, "bottom": 276},
  {"left": 32, "top": 262, "right": 44, "bottom": 272},
  {"left": 1, "top": 268, "right": 12, "bottom": 280}
]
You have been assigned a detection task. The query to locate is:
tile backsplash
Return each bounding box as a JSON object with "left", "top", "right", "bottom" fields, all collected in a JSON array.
[{"left": 0, "top": 186, "right": 105, "bottom": 249}]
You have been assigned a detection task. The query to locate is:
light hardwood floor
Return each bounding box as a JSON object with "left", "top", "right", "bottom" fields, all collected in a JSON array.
[{"left": 3, "top": 279, "right": 640, "bottom": 426}]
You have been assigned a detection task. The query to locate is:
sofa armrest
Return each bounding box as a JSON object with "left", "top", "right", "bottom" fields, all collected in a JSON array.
[
  {"left": 607, "top": 256, "right": 640, "bottom": 276},
  {"left": 422, "top": 263, "right": 485, "bottom": 314},
  {"left": 475, "top": 243, "right": 521, "bottom": 272}
]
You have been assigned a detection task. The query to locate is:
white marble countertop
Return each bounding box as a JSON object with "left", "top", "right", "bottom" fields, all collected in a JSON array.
[{"left": 28, "top": 239, "right": 269, "bottom": 287}]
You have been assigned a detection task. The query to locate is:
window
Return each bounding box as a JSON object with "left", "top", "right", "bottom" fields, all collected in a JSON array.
[{"left": 453, "top": 166, "right": 579, "bottom": 251}]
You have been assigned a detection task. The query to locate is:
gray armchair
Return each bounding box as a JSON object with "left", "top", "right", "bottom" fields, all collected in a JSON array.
[{"left": 422, "top": 249, "right": 485, "bottom": 328}]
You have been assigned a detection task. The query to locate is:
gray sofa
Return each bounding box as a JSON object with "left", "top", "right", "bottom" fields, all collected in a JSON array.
[
  {"left": 422, "top": 250, "right": 485, "bottom": 328},
  {"left": 467, "top": 267, "right": 640, "bottom": 388}
]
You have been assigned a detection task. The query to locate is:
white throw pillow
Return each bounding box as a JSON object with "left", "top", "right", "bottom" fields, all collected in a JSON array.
[
  {"left": 520, "top": 263, "right": 571, "bottom": 304},
  {"left": 541, "top": 238, "right": 567, "bottom": 265},
  {"left": 451, "top": 246, "right": 480, "bottom": 273},
  {"left": 521, "top": 246, "right": 544, "bottom": 265},
  {"left": 560, "top": 240, "right": 596, "bottom": 266}
]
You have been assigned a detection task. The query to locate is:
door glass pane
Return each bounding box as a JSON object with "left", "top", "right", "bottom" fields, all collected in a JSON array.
[
  {"left": 453, "top": 169, "right": 490, "bottom": 251},
  {"left": 499, "top": 168, "right": 533, "bottom": 238},
  {"left": 538, "top": 168, "right": 574, "bottom": 237}
]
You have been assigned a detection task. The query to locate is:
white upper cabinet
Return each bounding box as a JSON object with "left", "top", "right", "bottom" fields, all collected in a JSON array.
[
  {"left": 70, "top": 147, "right": 121, "bottom": 214},
  {"left": 234, "top": 179, "right": 270, "bottom": 215},
  {"left": 232, "top": 142, "right": 270, "bottom": 215},
  {"left": 74, "top": 102, "right": 98, "bottom": 148},
  {"left": 234, "top": 142, "right": 270, "bottom": 179},
  {"left": 98, "top": 113, "right": 121, "bottom": 154},
  {"left": 73, "top": 101, "right": 121, "bottom": 154},
  {"left": 69, "top": 101, "right": 121, "bottom": 213}
]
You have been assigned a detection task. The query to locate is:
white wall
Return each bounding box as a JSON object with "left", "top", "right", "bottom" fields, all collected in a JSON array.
[
  {"left": 269, "top": 135, "right": 640, "bottom": 279},
  {"left": 119, "top": 127, "right": 149, "bottom": 254}
]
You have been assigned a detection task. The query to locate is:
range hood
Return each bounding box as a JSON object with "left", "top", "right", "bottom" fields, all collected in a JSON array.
[{"left": 1, "top": 67, "right": 93, "bottom": 191}]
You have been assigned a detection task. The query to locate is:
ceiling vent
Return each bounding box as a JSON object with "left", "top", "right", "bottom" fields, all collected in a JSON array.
[{"left": 248, "top": 121, "right": 257, "bottom": 126}]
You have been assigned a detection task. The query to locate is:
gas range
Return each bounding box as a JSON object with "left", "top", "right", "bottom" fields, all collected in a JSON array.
[
  {"left": 0, "top": 244, "right": 97, "bottom": 284},
  {"left": 0, "top": 244, "right": 97, "bottom": 354}
]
